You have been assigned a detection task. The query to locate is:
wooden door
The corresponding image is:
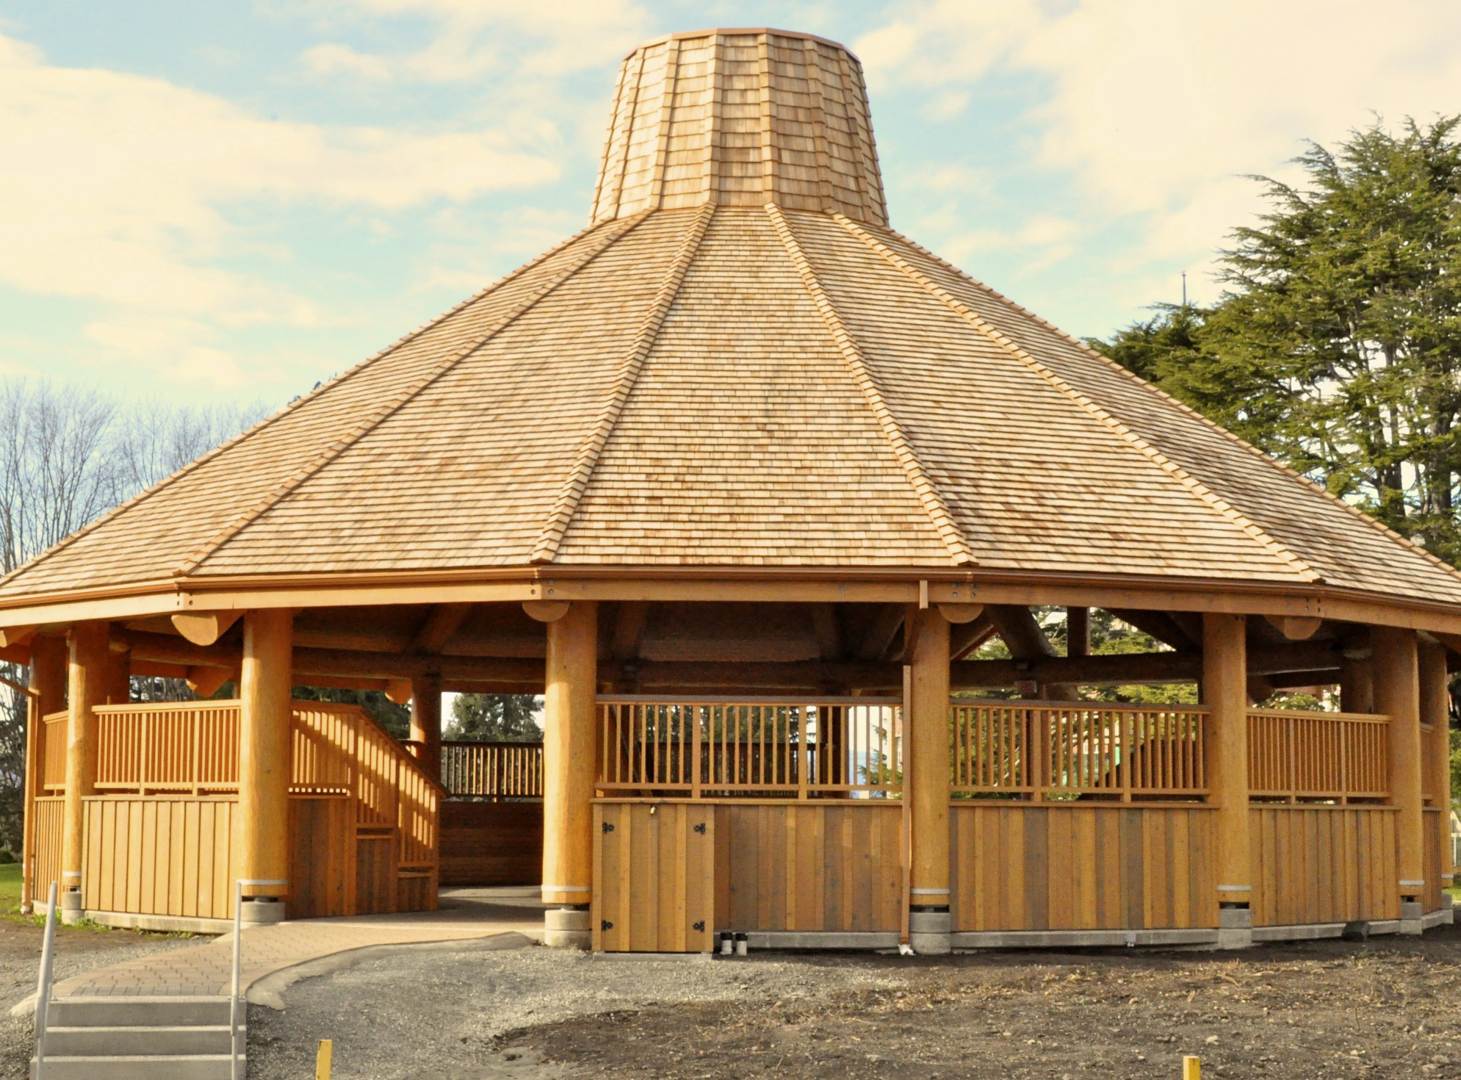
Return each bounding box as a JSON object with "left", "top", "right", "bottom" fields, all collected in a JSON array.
[{"left": 593, "top": 802, "right": 714, "bottom": 952}]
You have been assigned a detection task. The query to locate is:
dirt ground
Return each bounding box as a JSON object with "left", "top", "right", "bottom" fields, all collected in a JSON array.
[
  {"left": 0, "top": 916, "right": 195, "bottom": 1076},
  {"left": 248, "top": 922, "right": 1461, "bottom": 1080}
]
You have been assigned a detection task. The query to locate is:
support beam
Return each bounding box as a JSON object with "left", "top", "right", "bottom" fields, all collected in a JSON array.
[
  {"left": 1340, "top": 648, "right": 1375, "bottom": 713},
  {"left": 105, "top": 644, "right": 130, "bottom": 705},
  {"left": 907, "top": 606, "right": 951, "bottom": 954},
  {"left": 171, "top": 611, "right": 242, "bottom": 647},
  {"left": 237, "top": 610, "right": 293, "bottom": 923},
  {"left": 541, "top": 600, "right": 597, "bottom": 947},
  {"left": 185, "top": 665, "right": 235, "bottom": 699},
  {"left": 1372, "top": 626, "right": 1425, "bottom": 915},
  {"left": 410, "top": 604, "right": 472, "bottom": 654},
  {"left": 610, "top": 602, "right": 649, "bottom": 660},
  {"left": 809, "top": 605, "right": 842, "bottom": 658},
  {"left": 62, "top": 622, "right": 109, "bottom": 924},
  {"left": 409, "top": 673, "right": 443, "bottom": 781},
  {"left": 1066, "top": 607, "right": 1090, "bottom": 658},
  {"left": 384, "top": 678, "right": 413, "bottom": 705},
  {"left": 855, "top": 605, "right": 905, "bottom": 660},
  {"left": 936, "top": 602, "right": 984, "bottom": 625},
  {"left": 1419, "top": 641, "right": 1453, "bottom": 893},
  {"left": 523, "top": 599, "right": 571, "bottom": 623},
  {"left": 1266, "top": 615, "right": 1323, "bottom": 641},
  {"left": 1203, "top": 613, "right": 1251, "bottom": 947},
  {"left": 949, "top": 614, "right": 995, "bottom": 661},
  {"left": 21, "top": 636, "right": 66, "bottom": 912},
  {"left": 1109, "top": 608, "right": 1197, "bottom": 652}
]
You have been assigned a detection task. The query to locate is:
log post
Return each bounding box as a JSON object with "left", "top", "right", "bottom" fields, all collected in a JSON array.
[
  {"left": 237, "top": 609, "right": 294, "bottom": 924},
  {"left": 105, "top": 643, "right": 131, "bottom": 705},
  {"left": 1340, "top": 644, "right": 1374, "bottom": 713},
  {"left": 1202, "top": 613, "right": 1252, "bottom": 948},
  {"left": 907, "top": 605, "right": 952, "bottom": 954},
  {"left": 409, "top": 673, "right": 443, "bottom": 782},
  {"left": 61, "top": 622, "right": 109, "bottom": 924},
  {"left": 1419, "top": 640, "right": 1453, "bottom": 899},
  {"left": 21, "top": 636, "right": 67, "bottom": 913},
  {"left": 542, "top": 600, "right": 597, "bottom": 947},
  {"left": 1372, "top": 626, "right": 1425, "bottom": 931}
]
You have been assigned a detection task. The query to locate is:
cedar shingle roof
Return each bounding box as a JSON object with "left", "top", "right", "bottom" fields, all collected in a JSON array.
[{"left": 4, "top": 28, "right": 1460, "bottom": 607}]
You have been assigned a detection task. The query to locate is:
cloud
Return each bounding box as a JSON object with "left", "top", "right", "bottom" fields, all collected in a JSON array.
[
  {"left": 0, "top": 31, "right": 560, "bottom": 385},
  {"left": 301, "top": 0, "right": 650, "bottom": 82},
  {"left": 858, "top": 0, "right": 1461, "bottom": 298},
  {"left": 940, "top": 214, "right": 1081, "bottom": 276}
]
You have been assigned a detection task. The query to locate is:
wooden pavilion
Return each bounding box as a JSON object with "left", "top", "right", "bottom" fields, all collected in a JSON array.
[{"left": 4, "top": 28, "right": 1456, "bottom": 952}]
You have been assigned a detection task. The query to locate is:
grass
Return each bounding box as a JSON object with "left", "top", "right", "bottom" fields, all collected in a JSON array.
[{"left": 0, "top": 862, "right": 19, "bottom": 912}]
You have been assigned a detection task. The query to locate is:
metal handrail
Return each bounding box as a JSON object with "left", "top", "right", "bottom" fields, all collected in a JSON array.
[
  {"left": 230, "top": 880, "right": 243, "bottom": 1080},
  {"left": 33, "top": 881, "right": 58, "bottom": 1079}
]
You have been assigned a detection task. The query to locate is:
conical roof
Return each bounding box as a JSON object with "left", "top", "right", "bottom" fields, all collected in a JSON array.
[{"left": 4, "top": 27, "right": 1460, "bottom": 615}]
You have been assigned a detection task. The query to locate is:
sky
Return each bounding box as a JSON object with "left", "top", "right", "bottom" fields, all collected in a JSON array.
[{"left": 2, "top": 1, "right": 1459, "bottom": 410}]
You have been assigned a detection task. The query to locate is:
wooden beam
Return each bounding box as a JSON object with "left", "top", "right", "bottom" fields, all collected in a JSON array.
[
  {"left": 186, "top": 665, "right": 235, "bottom": 698},
  {"left": 1203, "top": 613, "right": 1250, "bottom": 909},
  {"left": 542, "top": 600, "right": 596, "bottom": 916},
  {"left": 409, "top": 603, "right": 473, "bottom": 653},
  {"left": 170, "top": 611, "right": 242, "bottom": 647},
  {"left": 1066, "top": 607, "right": 1090, "bottom": 658},
  {"left": 384, "top": 678, "right": 414, "bottom": 705},
  {"left": 1373, "top": 627, "right": 1425, "bottom": 903},
  {"left": 809, "top": 605, "right": 842, "bottom": 659},
  {"left": 1266, "top": 615, "right": 1323, "bottom": 641},
  {"left": 855, "top": 605, "right": 905, "bottom": 661},
  {"left": 523, "top": 599, "right": 571, "bottom": 623},
  {"left": 239, "top": 610, "right": 293, "bottom": 907},
  {"left": 986, "top": 605, "right": 1057, "bottom": 658},
  {"left": 949, "top": 614, "right": 995, "bottom": 661},
  {"left": 1109, "top": 608, "right": 1197, "bottom": 652},
  {"left": 0, "top": 626, "right": 37, "bottom": 648},
  {"left": 936, "top": 602, "right": 984, "bottom": 625},
  {"left": 610, "top": 602, "right": 649, "bottom": 660}
]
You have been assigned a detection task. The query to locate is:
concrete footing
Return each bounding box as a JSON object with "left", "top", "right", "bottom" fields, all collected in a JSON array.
[
  {"left": 239, "top": 898, "right": 286, "bottom": 926},
  {"left": 1216, "top": 904, "right": 1253, "bottom": 950},
  {"left": 1399, "top": 901, "right": 1425, "bottom": 936},
  {"left": 909, "top": 910, "right": 952, "bottom": 955},
  {"left": 544, "top": 906, "right": 591, "bottom": 949},
  {"left": 59, "top": 889, "right": 83, "bottom": 927}
]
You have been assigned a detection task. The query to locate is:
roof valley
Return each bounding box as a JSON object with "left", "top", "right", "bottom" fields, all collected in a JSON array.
[
  {"left": 832, "top": 212, "right": 1322, "bottom": 585},
  {"left": 531, "top": 203, "right": 717, "bottom": 564},
  {"left": 767, "top": 202, "right": 976, "bottom": 568},
  {"left": 174, "top": 210, "right": 654, "bottom": 580}
]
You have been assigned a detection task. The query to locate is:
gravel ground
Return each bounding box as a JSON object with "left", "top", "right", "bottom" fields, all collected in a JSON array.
[
  {"left": 0, "top": 918, "right": 198, "bottom": 1076},
  {"left": 248, "top": 923, "right": 1461, "bottom": 1080},
  {"left": 247, "top": 940, "right": 905, "bottom": 1079}
]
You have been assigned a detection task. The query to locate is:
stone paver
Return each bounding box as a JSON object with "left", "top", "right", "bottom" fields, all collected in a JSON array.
[{"left": 53, "top": 889, "right": 545, "bottom": 1000}]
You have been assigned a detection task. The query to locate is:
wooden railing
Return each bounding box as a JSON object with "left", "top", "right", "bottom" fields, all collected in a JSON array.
[
  {"left": 40, "top": 711, "right": 67, "bottom": 793},
  {"left": 949, "top": 701, "right": 1207, "bottom": 801},
  {"left": 1247, "top": 709, "right": 1388, "bottom": 803},
  {"left": 440, "top": 741, "right": 543, "bottom": 799},
  {"left": 93, "top": 702, "right": 241, "bottom": 795},
  {"left": 597, "top": 696, "right": 903, "bottom": 798}
]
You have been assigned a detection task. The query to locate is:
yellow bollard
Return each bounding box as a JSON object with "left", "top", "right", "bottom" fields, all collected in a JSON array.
[
  {"left": 316, "top": 1038, "right": 334, "bottom": 1079},
  {"left": 1182, "top": 1055, "right": 1201, "bottom": 1080}
]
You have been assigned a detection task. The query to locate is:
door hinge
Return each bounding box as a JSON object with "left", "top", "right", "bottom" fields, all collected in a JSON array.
[
  {"left": 693, "top": 822, "right": 707, "bottom": 834},
  {"left": 692, "top": 920, "right": 705, "bottom": 932},
  {"left": 601, "top": 919, "right": 613, "bottom": 931},
  {"left": 602, "top": 821, "right": 615, "bottom": 833}
]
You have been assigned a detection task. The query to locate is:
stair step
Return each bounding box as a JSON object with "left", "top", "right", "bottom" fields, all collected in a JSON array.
[
  {"left": 43, "top": 1023, "right": 235, "bottom": 1056},
  {"left": 46, "top": 996, "right": 233, "bottom": 1028},
  {"left": 30, "top": 1054, "right": 242, "bottom": 1080}
]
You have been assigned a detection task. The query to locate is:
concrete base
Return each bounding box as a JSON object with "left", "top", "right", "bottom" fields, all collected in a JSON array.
[
  {"left": 543, "top": 907, "right": 591, "bottom": 949},
  {"left": 745, "top": 931, "right": 901, "bottom": 951},
  {"left": 909, "top": 910, "right": 952, "bottom": 956},
  {"left": 85, "top": 910, "right": 233, "bottom": 935},
  {"left": 59, "top": 889, "right": 83, "bottom": 927},
  {"left": 1216, "top": 905, "right": 1253, "bottom": 950},
  {"left": 1399, "top": 901, "right": 1425, "bottom": 936},
  {"left": 953, "top": 928, "right": 1219, "bottom": 949},
  {"left": 239, "top": 898, "right": 286, "bottom": 926},
  {"left": 1422, "top": 906, "right": 1452, "bottom": 930}
]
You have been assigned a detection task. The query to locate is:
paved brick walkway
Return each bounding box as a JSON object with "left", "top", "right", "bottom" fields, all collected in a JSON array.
[{"left": 53, "top": 889, "right": 544, "bottom": 1000}]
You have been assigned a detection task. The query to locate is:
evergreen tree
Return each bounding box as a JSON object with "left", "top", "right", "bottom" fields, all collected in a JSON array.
[
  {"left": 291, "top": 685, "right": 410, "bottom": 739},
  {"left": 445, "top": 694, "right": 540, "bottom": 741}
]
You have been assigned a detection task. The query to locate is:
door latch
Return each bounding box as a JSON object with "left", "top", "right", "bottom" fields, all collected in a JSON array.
[
  {"left": 693, "top": 822, "right": 707, "bottom": 834},
  {"left": 602, "top": 821, "right": 615, "bottom": 833},
  {"left": 692, "top": 920, "right": 705, "bottom": 932},
  {"left": 601, "top": 919, "right": 613, "bottom": 930}
]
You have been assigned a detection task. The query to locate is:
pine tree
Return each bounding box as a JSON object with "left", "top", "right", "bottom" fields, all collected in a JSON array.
[{"left": 445, "top": 694, "right": 540, "bottom": 741}]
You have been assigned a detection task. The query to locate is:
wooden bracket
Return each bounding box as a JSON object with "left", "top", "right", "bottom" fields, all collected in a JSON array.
[
  {"left": 523, "top": 599, "right": 572, "bottom": 623},
  {"left": 936, "top": 602, "right": 984, "bottom": 625},
  {"left": 171, "top": 611, "right": 243, "bottom": 647},
  {"left": 1266, "top": 615, "right": 1322, "bottom": 641}
]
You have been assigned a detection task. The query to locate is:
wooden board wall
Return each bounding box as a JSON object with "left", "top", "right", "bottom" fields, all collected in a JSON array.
[
  {"left": 289, "top": 795, "right": 353, "bottom": 918},
  {"left": 82, "top": 797, "right": 236, "bottom": 920},
  {"left": 714, "top": 802, "right": 904, "bottom": 934},
  {"left": 594, "top": 802, "right": 714, "bottom": 952},
  {"left": 1423, "top": 807, "right": 1445, "bottom": 914},
  {"left": 1248, "top": 806, "right": 1398, "bottom": 926},
  {"left": 30, "top": 797, "right": 64, "bottom": 903},
  {"left": 440, "top": 801, "right": 543, "bottom": 886},
  {"left": 950, "top": 804, "right": 1218, "bottom": 932}
]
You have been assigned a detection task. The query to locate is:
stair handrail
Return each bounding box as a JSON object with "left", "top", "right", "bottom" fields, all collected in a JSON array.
[
  {"left": 33, "top": 880, "right": 57, "bottom": 1080},
  {"left": 230, "top": 879, "right": 243, "bottom": 1080}
]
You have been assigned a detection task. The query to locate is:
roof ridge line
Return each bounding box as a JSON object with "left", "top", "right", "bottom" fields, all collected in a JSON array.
[
  {"left": 877, "top": 222, "right": 1461, "bottom": 592},
  {"left": 530, "top": 203, "right": 716, "bottom": 564},
  {"left": 0, "top": 213, "right": 622, "bottom": 594},
  {"left": 173, "top": 210, "right": 655, "bottom": 580},
  {"left": 833, "top": 212, "right": 1322, "bottom": 584},
  {"left": 767, "top": 203, "right": 976, "bottom": 567}
]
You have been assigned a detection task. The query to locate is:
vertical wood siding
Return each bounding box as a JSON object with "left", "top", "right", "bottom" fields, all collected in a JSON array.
[
  {"left": 81, "top": 797, "right": 236, "bottom": 920},
  {"left": 30, "top": 796, "right": 65, "bottom": 899},
  {"left": 1247, "top": 806, "right": 1399, "bottom": 926},
  {"left": 950, "top": 804, "right": 1218, "bottom": 931},
  {"left": 593, "top": 801, "right": 715, "bottom": 952}
]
